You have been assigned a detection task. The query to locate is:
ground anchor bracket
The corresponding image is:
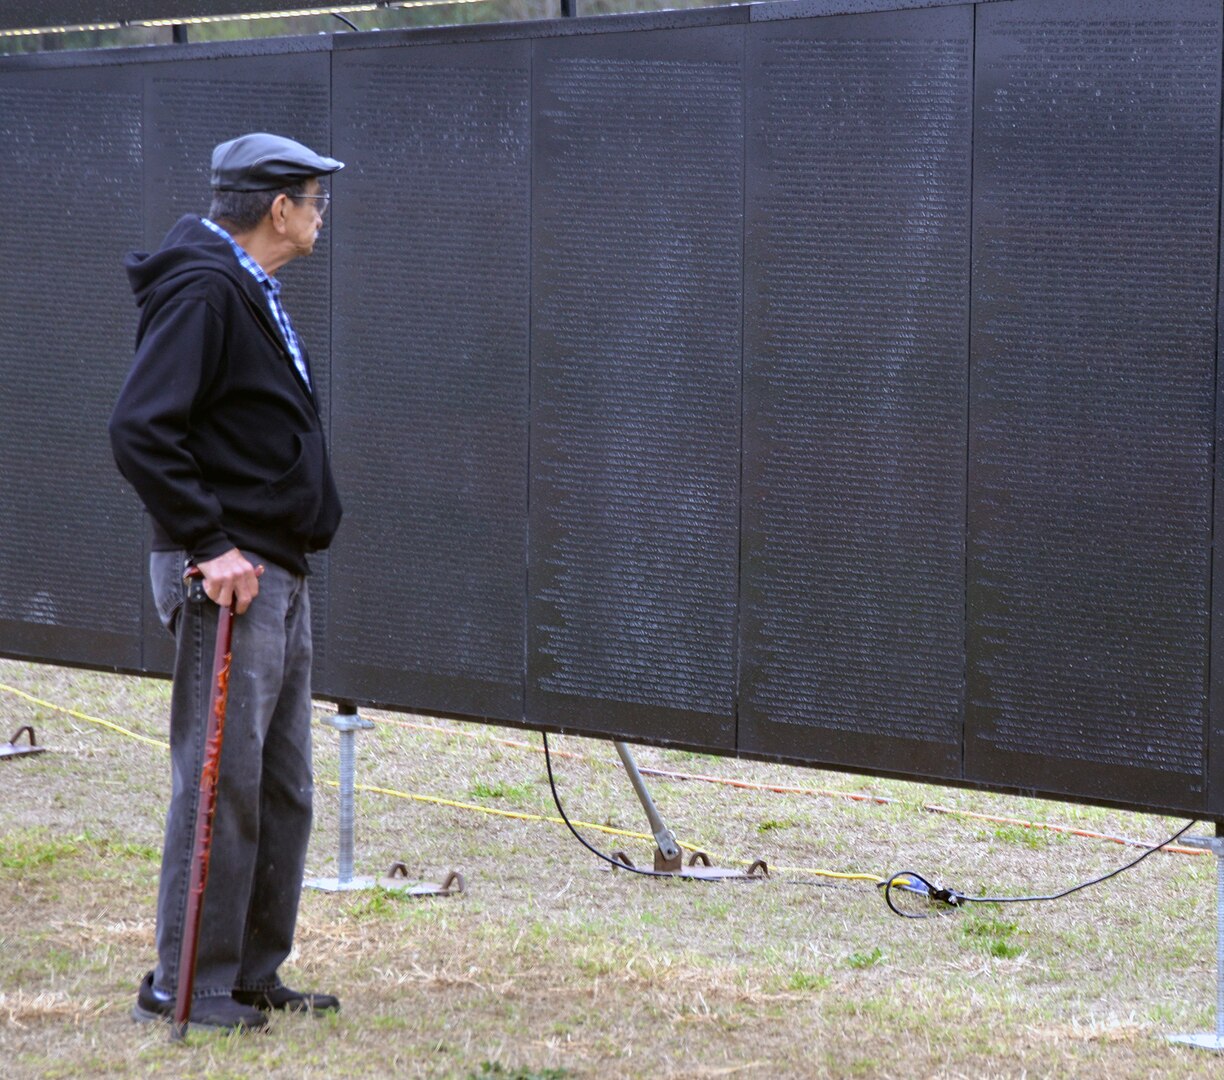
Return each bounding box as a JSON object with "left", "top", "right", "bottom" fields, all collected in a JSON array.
[
  {"left": 380, "top": 862, "right": 466, "bottom": 896},
  {"left": 610, "top": 849, "right": 769, "bottom": 881},
  {"left": 0, "top": 725, "right": 47, "bottom": 760}
]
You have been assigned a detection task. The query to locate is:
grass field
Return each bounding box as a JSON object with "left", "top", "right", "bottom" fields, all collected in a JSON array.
[{"left": 1, "top": 656, "right": 1222, "bottom": 1078}]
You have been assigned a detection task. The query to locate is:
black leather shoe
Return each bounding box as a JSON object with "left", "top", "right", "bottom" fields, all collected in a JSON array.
[
  {"left": 131, "top": 971, "right": 269, "bottom": 1032},
  {"left": 233, "top": 985, "right": 341, "bottom": 1014}
]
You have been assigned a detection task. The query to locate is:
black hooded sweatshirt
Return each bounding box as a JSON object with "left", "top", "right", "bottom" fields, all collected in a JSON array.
[{"left": 109, "top": 215, "right": 342, "bottom": 576}]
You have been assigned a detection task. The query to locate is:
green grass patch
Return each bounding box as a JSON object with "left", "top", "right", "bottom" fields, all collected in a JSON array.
[
  {"left": 787, "top": 971, "right": 831, "bottom": 992},
  {"left": 846, "top": 947, "right": 884, "bottom": 970},
  {"left": 963, "top": 910, "right": 1026, "bottom": 959},
  {"left": 0, "top": 831, "right": 82, "bottom": 870},
  {"left": 469, "top": 780, "right": 533, "bottom": 801},
  {"left": 469, "top": 1063, "right": 572, "bottom": 1080},
  {"left": 0, "top": 828, "right": 159, "bottom": 871},
  {"left": 341, "top": 887, "right": 413, "bottom": 919},
  {"left": 987, "top": 823, "right": 1058, "bottom": 849}
]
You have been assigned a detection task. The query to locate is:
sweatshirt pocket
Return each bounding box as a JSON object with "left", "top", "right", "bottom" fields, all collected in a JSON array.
[
  {"left": 150, "top": 550, "right": 185, "bottom": 633},
  {"left": 265, "top": 431, "right": 325, "bottom": 538},
  {"left": 307, "top": 455, "right": 343, "bottom": 552}
]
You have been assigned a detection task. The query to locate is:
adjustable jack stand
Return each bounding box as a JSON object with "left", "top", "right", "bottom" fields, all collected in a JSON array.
[
  {"left": 1170, "top": 823, "right": 1224, "bottom": 1051},
  {"left": 306, "top": 702, "right": 466, "bottom": 899},
  {"left": 305, "top": 704, "right": 377, "bottom": 892},
  {"left": 612, "top": 741, "right": 767, "bottom": 881}
]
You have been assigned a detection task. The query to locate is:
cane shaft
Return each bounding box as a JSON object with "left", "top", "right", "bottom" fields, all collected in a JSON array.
[{"left": 172, "top": 601, "right": 235, "bottom": 1038}]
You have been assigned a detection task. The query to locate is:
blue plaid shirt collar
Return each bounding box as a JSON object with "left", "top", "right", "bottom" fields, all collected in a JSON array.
[
  {"left": 200, "top": 216, "right": 311, "bottom": 389},
  {"left": 201, "top": 215, "right": 273, "bottom": 286}
]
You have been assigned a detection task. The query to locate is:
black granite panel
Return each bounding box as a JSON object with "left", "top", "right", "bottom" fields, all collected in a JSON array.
[
  {"left": 0, "top": 65, "right": 145, "bottom": 671},
  {"left": 528, "top": 26, "right": 743, "bottom": 747},
  {"left": 328, "top": 41, "right": 531, "bottom": 720},
  {"left": 140, "top": 51, "right": 333, "bottom": 677},
  {"left": 1214, "top": 63, "right": 1224, "bottom": 819},
  {"left": 740, "top": 6, "right": 972, "bottom": 777},
  {"left": 750, "top": 0, "right": 973, "bottom": 21},
  {"left": 968, "top": 0, "right": 1221, "bottom": 812}
]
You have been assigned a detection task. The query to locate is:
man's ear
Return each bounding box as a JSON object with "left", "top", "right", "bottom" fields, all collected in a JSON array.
[{"left": 269, "top": 193, "right": 291, "bottom": 234}]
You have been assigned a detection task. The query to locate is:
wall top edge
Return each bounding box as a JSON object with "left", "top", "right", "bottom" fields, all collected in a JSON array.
[
  {"left": 0, "top": 1, "right": 359, "bottom": 32},
  {"left": 331, "top": 6, "right": 751, "bottom": 52},
  {"left": 0, "top": 0, "right": 979, "bottom": 33},
  {"left": 749, "top": 0, "right": 977, "bottom": 20},
  {"left": 0, "top": 0, "right": 1026, "bottom": 69},
  {"left": 0, "top": 27, "right": 332, "bottom": 70}
]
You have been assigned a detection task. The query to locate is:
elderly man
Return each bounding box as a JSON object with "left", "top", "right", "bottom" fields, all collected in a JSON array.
[{"left": 110, "top": 133, "right": 344, "bottom": 1032}]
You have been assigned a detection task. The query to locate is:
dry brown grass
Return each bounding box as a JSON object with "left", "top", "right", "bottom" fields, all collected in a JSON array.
[{"left": 1, "top": 656, "right": 1223, "bottom": 1078}]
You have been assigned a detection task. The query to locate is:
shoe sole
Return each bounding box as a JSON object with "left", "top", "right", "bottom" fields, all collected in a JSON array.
[
  {"left": 132, "top": 1002, "right": 170, "bottom": 1025},
  {"left": 131, "top": 1002, "right": 268, "bottom": 1032},
  {"left": 233, "top": 995, "right": 340, "bottom": 1015}
]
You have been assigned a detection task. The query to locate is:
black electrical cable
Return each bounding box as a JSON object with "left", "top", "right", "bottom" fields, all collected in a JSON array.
[
  {"left": 332, "top": 12, "right": 360, "bottom": 30},
  {"left": 542, "top": 731, "right": 691, "bottom": 879},
  {"left": 544, "top": 730, "right": 1200, "bottom": 907},
  {"left": 880, "top": 819, "right": 1199, "bottom": 919}
]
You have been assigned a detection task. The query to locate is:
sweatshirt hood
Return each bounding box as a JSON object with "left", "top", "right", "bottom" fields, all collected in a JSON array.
[{"left": 125, "top": 214, "right": 247, "bottom": 307}]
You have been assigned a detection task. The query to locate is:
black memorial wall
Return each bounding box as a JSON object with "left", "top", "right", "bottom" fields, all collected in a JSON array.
[{"left": 0, "top": 0, "right": 1220, "bottom": 819}]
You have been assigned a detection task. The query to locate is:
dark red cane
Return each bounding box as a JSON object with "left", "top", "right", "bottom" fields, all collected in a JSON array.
[{"left": 172, "top": 572, "right": 235, "bottom": 1040}]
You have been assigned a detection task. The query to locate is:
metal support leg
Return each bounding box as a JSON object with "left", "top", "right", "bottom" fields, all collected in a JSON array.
[
  {"left": 614, "top": 741, "right": 681, "bottom": 870},
  {"left": 1169, "top": 823, "right": 1224, "bottom": 1050},
  {"left": 305, "top": 704, "right": 376, "bottom": 892},
  {"left": 610, "top": 741, "right": 767, "bottom": 880}
]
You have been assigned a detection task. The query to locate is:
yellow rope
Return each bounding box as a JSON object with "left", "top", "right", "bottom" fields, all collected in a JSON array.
[
  {"left": 770, "top": 868, "right": 886, "bottom": 883},
  {"left": 0, "top": 678, "right": 883, "bottom": 882},
  {"left": 322, "top": 779, "right": 883, "bottom": 881},
  {"left": 325, "top": 778, "right": 670, "bottom": 842},
  {"left": 0, "top": 681, "right": 169, "bottom": 750}
]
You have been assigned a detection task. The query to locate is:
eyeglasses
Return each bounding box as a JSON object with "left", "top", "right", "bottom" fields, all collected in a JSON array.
[{"left": 291, "top": 191, "right": 330, "bottom": 216}]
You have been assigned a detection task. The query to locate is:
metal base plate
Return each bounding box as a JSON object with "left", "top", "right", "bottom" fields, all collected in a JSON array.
[
  {"left": 675, "top": 865, "right": 764, "bottom": 881},
  {"left": 1168, "top": 1034, "right": 1224, "bottom": 1051},
  {"left": 1, "top": 726, "right": 47, "bottom": 760},
  {"left": 608, "top": 851, "right": 769, "bottom": 881},
  {"left": 0, "top": 743, "right": 46, "bottom": 759},
  {"left": 303, "top": 876, "right": 377, "bottom": 892}
]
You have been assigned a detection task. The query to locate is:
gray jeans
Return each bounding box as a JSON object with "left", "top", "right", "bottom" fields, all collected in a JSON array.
[{"left": 149, "top": 551, "right": 314, "bottom": 1000}]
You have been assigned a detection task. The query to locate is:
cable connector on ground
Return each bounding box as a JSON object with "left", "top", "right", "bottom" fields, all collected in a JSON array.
[
  {"left": 878, "top": 872, "right": 962, "bottom": 915},
  {"left": 880, "top": 820, "right": 1196, "bottom": 919}
]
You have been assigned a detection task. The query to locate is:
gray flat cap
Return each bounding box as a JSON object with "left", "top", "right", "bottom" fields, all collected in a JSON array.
[{"left": 211, "top": 132, "right": 344, "bottom": 192}]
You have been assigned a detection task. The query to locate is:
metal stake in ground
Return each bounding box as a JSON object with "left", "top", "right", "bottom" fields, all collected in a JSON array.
[
  {"left": 172, "top": 581, "right": 236, "bottom": 1041},
  {"left": 1169, "top": 822, "right": 1224, "bottom": 1052},
  {"left": 304, "top": 705, "right": 376, "bottom": 892}
]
